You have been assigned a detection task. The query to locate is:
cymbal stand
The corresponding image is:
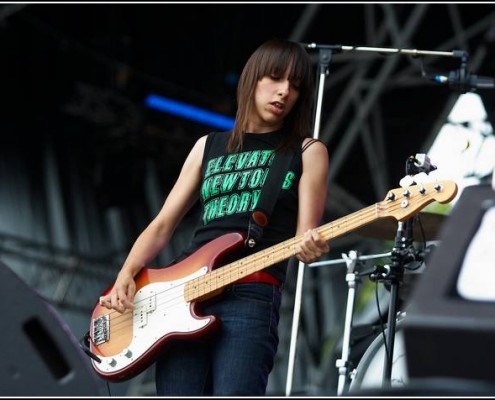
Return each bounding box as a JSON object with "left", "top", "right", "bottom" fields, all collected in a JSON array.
[{"left": 335, "top": 250, "right": 360, "bottom": 396}]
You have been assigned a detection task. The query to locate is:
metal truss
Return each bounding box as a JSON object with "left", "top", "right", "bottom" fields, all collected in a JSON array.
[
  {"left": 2, "top": 3, "right": 494, "bottom": 396},
  {"left": 123, "top": 3, "right": 495, "bottom": 396}
]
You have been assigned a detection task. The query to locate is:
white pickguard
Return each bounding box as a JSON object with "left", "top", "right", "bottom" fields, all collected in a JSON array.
[{"left": 94, "top": 267, "right": 210, "bottom": 374}]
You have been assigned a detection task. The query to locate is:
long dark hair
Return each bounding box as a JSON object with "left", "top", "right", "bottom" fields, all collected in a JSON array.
[{"left": 227, "top": 38, "right": 315, "bottom": 153}]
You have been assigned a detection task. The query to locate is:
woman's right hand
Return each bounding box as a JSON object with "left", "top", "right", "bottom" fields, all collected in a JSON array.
[
  {"left": 99, "top": 270, "right": 136, "bottom": 313},
  {"left": 96, "top": 137, "right": 206, "bottom": 314}
]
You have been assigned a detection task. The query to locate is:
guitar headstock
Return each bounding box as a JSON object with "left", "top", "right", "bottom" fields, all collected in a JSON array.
[{"left": 379, "top": 180, "right": 458, "bottom": 221}]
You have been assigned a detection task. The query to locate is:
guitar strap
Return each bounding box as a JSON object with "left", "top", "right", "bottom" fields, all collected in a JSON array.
[{"left": 245, "top": 149, "right": 296, "bottom": 248}]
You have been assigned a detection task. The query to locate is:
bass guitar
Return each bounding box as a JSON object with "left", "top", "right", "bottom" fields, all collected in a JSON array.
[{"left": 88, "top": 180, "right": 457, "bottom": 381}]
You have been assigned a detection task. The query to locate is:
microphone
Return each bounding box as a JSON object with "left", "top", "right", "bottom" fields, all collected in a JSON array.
[{"left": 430, "top": 70, "right": 495, "bottom": 92}]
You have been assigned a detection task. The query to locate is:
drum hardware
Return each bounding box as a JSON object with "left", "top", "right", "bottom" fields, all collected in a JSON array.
[
  {"left": 349, "top": 311, "right": 409, "bottom": 391},
  {"left": 309, "top": 250, "right": 392, "bottom": 396},
  {"left": 309, "top": 245, "right": 422, "bottom": 395},
  {"left": 334, "top": 250, "right": 363, "bottom": 397},
  {"left": 342, "top": 155, "right": 438, "bottom": 395},
  {"left": 338, "top": 222, "right": 424, "bottom": 395},
  {"left": 369, "top": 218, "right": 420, "bottom": 388},
  {"left": 314, "top": 226, "right": 425, "bottom": 396}
]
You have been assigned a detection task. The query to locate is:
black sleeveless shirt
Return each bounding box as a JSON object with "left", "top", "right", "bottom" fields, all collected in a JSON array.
[{"left": 182, "top": 129, "right": 304, "bottom": 284}]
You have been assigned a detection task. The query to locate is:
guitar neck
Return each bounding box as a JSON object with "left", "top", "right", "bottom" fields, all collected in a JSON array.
[
  {"left": 185, "top": 203, "right": 378, "bottom": 300},
  {"left": 185, "top": 179, "right": 458, "bottom": 301}
]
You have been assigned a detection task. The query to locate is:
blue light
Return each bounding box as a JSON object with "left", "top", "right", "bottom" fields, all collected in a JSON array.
[{"left": 145, "top": 94, "right": 235, "bottom": 131}]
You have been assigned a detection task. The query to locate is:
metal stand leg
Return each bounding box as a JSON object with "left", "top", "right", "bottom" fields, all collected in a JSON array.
[
  {"left": 336, "top": 250, "right": 361, "bottom": 396},
  {"left": 376, "top": 219, "right": 417, "bottom": 387},
  {"left": 382, "top": 271, "right": 402, "bottom": 387}
]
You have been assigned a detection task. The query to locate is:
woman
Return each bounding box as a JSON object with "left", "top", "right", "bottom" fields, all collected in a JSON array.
[{"left": 99, "top": 38, "right": 330, "bottom": 395}]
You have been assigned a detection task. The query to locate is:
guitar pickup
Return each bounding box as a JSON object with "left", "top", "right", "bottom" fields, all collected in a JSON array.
[
  {"left": 135, "top": 292, "right": 157, "bottom": 329},
  {"left": 93, "top": 314, "right": 110, "bottom": 345}
]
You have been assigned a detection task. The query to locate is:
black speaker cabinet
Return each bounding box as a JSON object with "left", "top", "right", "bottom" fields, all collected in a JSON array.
[
  {"left": 0, "top": 260, "right": 105, "bottom": 396},
  {"left": 403, "top": 183, "right": 495, "bottom": 383}
]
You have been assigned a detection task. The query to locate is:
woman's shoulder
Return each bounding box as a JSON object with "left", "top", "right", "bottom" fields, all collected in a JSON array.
[
  {"left": 192, "top": 134, "right": 208, "bottom": 149},
  {"left": 301, "top": 137, "right": 327, "bottom": 154},
  {"left": 301, "top": 138, "right": 329, "bottom": 174}
]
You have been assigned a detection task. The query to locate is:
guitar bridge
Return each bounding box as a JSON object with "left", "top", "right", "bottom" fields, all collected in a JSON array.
[{"left": 93, "top": 314, "right": 110, "bottom": 345}]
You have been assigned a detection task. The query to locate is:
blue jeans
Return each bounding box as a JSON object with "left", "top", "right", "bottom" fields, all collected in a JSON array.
[{"left": 155, "top": 282, "right": 282, "bottom": 396}]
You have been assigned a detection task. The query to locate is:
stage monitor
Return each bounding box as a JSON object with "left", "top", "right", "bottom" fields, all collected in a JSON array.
[
  {"left": 0, "top": 260, "right": 105, "bottom": 396},
  {"left": 402, "top": 183, "right": 495, "bottom": 384}
]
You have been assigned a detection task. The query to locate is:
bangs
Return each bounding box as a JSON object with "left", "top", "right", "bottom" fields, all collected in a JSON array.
[{"left": 255, "top": 44, "right": 310, "bottom": 84}]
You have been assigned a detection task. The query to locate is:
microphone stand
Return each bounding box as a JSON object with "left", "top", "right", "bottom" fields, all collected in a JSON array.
[
  {"left": 304, "top": 43, "right": 495, "bottom": 93},
  {"left": 286, "top": 44, "right": 339, "bottom": 397},
  {"left": 303, "top": 43, "right": 463, "bottom": 59}
]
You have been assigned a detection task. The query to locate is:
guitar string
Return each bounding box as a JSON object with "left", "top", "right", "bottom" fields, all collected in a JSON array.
[
  {"left": 94, "top": 200, "right": 401, "bottom": 337},
  {"left": 92, "top": 184, "right": 452, "bottom": 345},
  {"left": 93, "top": 192, "right": 434, "bottom": 339}
]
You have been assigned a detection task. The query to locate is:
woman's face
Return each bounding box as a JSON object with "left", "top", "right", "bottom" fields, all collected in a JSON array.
[{"left": 248, "top": 69, "right": 301, "bottom": 133}]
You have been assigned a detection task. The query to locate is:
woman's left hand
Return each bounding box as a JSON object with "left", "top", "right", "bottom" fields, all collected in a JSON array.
[{"left": 296, "top": 229, "right": 330, "bottom": 264}]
